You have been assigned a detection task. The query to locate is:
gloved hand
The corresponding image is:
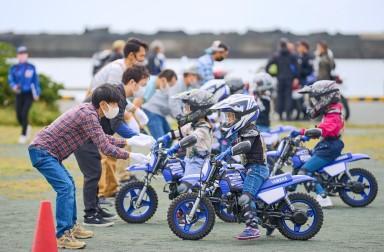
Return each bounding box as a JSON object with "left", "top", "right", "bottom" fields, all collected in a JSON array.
[
  {"left": 290, "top": 130, "right": 301, "bottom": 138},
  {"left": 157, "top": 133, "right": 172, "bottom": 146},
  {"left": 215, "top": 148, "right": 232, "bottom": 161},
  {"left": 127, "top": 134, "right": 156, "bottom": 148},
  {"left": 176, "top": 114, "right": 189, "bottom": 127},
  {"left": 167, "top": 143, "right": 180, "bottom": 156},
  {"left": 134, "top": 108, "right": 149, "bottom": 126},
  {"left": 129, "top": 152, "right": 150, "bottom": 165},
  {"left": 301, "top": 136, "right": 310, "bottom": 142}
]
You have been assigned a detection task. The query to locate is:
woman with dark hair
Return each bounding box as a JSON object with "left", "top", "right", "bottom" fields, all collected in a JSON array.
[{"left": 315, "top": 41, "right": 335, "bottom": 80}]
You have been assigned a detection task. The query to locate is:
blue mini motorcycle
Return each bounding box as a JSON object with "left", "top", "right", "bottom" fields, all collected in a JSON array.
[
  {"left": 115, "top": 135, "right": 234, "bottom": 223},
  {"left": 268, "top": 134, "right": 378, "bottom": 207},
  {"left": 115, "top": 135, "right": 197, "bottom": 223},
  {"left": 167, "top": 141, "right": 324, "bottom": 240}
]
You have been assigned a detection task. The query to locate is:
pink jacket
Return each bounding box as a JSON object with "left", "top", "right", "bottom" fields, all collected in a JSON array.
[{"left": 301, "top": 103, "right": 344, "bottom": 138}]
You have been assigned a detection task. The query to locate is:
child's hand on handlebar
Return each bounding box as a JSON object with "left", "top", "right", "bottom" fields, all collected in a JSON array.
[
  {"left": 215, "top": 148, "right": 231, "bottom": 161},
  {"left": 290, "top": 130, "right": 301, "bottom": 138}
]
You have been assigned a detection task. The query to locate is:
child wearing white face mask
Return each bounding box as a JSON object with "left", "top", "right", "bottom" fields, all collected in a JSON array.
[
  {"left": 29, "top": 84, "right": 149, "bottom": 249},
  {"left": 102, "top": 102, "right": 120, "bottom": 119}
]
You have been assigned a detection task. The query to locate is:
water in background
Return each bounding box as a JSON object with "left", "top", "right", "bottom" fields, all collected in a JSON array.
[{"left": 29, "top": 58, "right": 384, "bottom": 101}]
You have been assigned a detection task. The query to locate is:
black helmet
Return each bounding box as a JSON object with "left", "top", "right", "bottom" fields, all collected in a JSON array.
[
  {"left": 298, "top": 80, "right": 341, "bottom": 118},
  {"left": 173, "top": 89, "right": 215, "bottom": 126}
]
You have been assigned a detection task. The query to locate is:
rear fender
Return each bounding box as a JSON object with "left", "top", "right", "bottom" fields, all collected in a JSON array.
[
  {"left": 347, "top": 153, "right": 370, "bottom": 163},
  {"left": 257, "top": 175, "right": 314, "bottom": 204}
]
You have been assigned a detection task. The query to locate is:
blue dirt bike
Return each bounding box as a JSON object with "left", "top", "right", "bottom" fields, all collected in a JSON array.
[
  {"left": 115, "top": 135, "right": 235, "bottom": 223},
  {"left": 115, "top": 135, "right": 197, "bottom": 223},
  {"left": 268, "top": 134, "right": 378, "bottom": 207},
  {"left": 167, "top": 141, "right": 324, "bottom": 240}
]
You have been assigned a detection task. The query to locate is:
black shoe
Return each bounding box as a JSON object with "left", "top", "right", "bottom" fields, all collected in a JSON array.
[
  {"left": 83, "top": 213, "right": 114, "bottom": 227},
  {"left": 97, "top": 207, "right": 117, "bottom": 220}
]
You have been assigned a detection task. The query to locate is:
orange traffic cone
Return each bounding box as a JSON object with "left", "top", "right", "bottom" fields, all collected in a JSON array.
[{"left": 32, "top": 200, "right": 58, "bottom": 252}]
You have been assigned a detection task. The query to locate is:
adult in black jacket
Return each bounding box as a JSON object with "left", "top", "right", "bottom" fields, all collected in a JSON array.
[
  {"left": 297, "top": 41, "right": 314, "bottom": 85},
  {"left": 266, "top": 38, "right": 299, "bottom": 121},
  {"left": 74, "top": 66, "right": 150, "bottom": 227}
]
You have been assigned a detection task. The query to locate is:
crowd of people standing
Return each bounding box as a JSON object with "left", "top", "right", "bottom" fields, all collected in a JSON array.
[{"left": 266, "top": 38, "right": 337, "bottom": 121}]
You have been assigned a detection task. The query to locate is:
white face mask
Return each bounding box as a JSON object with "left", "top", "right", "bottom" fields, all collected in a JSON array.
[
  {"left": 17, "top": 54, "right": 28, "bottom": 63},
  {"left": 134, "top": 85, "right": 145, "bottom": 98},
  {"left": 102, "top": 103, "right": 119, "bottom": 119}
]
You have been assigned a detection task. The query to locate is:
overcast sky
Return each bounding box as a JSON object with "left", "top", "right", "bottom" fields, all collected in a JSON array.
[{"left": 1, "top": 0, "right": 383, "bottom": 34}]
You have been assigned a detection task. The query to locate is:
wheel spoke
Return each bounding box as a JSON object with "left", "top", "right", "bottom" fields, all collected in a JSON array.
[
  {"left": 360, "top": 191, "right": 368, "bottom": 199},
  {"left": 184, "top": 223, "right": 192, "bottom": 232},
  {"left": 129, "top": 190, "right": 138, "bottom": 197},
  {"left": 141, "top": 200, "right": 150, "bottom": 206},
  {"left": 307, "top": 209, "right": 314, "bottom": 217},
  {"left": 294, "top": 224, "right": 301, "bottom": 232},
  {"left": 357, "top": 175, "right": 364, "bottom": 183},
  {"left": 179, "top": 204, "right": 190, "bottom": 214},
  {"left": 196, "top": 211, "right": 206, "bottom": 220},
  {"left": 126, "top": 206, "right": 135, "bottom": 215}
]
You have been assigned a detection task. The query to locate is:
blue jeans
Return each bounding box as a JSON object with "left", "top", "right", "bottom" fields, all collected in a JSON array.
[
  {"left": 302, "top": 154, "right": 333, "bottom": 195},
  {"left": 243, "top": 164, "right": 269, "bottom": 198},
  {"left": 143, "top": 109, "right": 171, "bottom": 141},
  {"left": 29, "top": 146, "right": 77, "bottom": 238}
]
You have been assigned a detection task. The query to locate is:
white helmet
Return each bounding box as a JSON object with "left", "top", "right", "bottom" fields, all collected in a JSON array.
[
  {"left": 210, "top": 94, "right": 260, "bottom": 138},
  {"left": 249, "top": 72, "right": 274, "bottom": 95},
  {"left": 200, "top": 79, "right": 230, "bottom": 102}
]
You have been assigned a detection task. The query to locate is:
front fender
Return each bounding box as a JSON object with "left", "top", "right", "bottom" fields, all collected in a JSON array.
[
  {"left": 126, "top": 164, "right": 149, "bottom": 172},
  {"left": 266, "top": 150, "right": 280, "bottom": 158}
]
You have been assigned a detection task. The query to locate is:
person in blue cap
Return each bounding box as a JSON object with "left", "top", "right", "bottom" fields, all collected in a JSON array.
[{"left": 8, "top": 46, "right": 41, "bottom": 144}]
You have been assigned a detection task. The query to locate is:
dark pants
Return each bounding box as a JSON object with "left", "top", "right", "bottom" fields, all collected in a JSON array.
[
  {"left": 15, "top": 92, "right": 33, "bottom": 135},
  {"left": 277, "top": 79, "right": 292, "bottom": 120},
  {"left": 74, "top": 141, "right": 101, "bottom": 216}
]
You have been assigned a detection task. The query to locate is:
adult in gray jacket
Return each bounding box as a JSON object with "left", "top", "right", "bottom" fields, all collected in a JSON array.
[
  {"left": 141, "top": 69, "right": 178, "bottom": 140},
  {"left": 315, "top": 41, "right": 335, "bottom": 80}
]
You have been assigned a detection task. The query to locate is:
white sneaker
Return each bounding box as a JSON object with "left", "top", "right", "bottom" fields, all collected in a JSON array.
[
  {"left": 316, "top": 195, "right": 333, "bottom": 208},
  {"left": 18, "top": 135, "right": 27, "bottom": 144},
  {"left": 26, "top": 125, "right": 32, "bottom": 138}
]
